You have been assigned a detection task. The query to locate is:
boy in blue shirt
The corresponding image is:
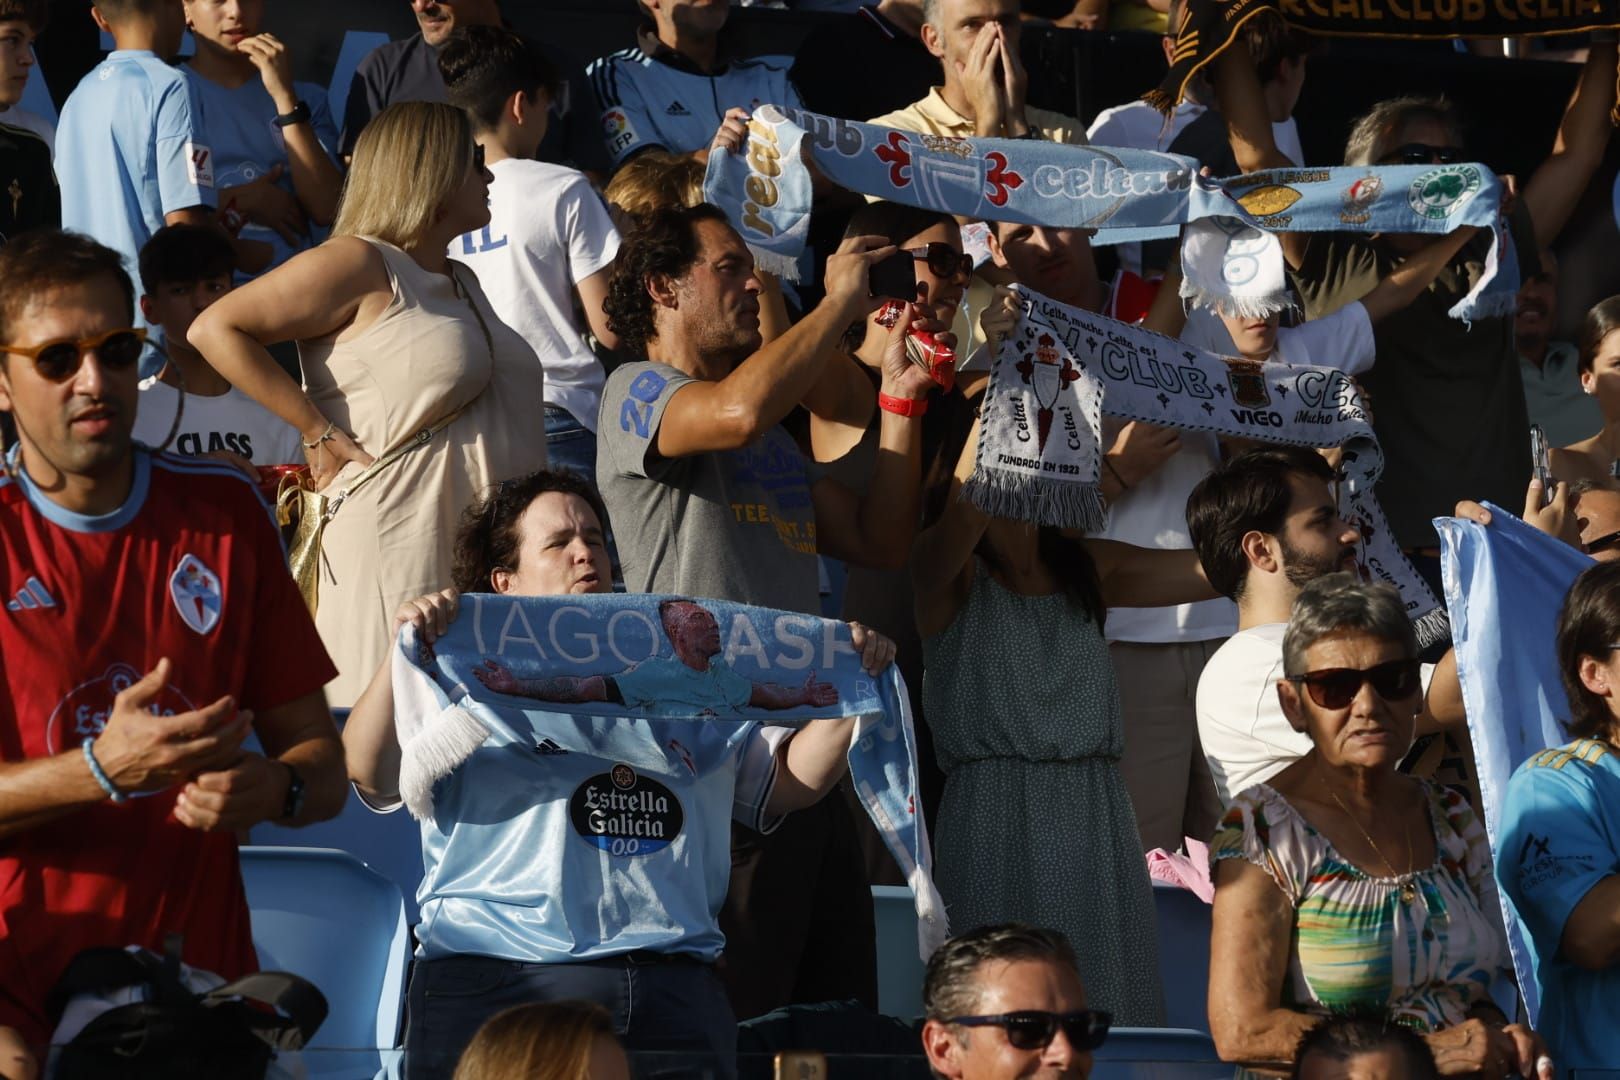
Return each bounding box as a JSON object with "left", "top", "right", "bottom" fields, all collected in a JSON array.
[{"left": 56, "top": 0, "right": 265, "bottom": 291}]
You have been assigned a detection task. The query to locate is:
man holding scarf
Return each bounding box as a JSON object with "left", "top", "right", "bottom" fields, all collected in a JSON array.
[
  {"left": 1213, "top": 26, "right": 1617, "bottom": 589},
  {"left": 596, "top": 203, "right": 941, "bottom": 1018}
]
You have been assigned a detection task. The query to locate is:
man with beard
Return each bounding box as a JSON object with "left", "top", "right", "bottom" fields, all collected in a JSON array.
[
  {"left": 1185, "top": 447, "right": 1467, "bottom": 804},
  {"left": 1518, "top": 249, "right": 1602, "bottom": 447}
]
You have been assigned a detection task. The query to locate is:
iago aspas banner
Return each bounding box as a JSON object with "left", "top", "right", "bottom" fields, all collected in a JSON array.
[{"left": 704, "top": 104, "right": 1516, "bottom": 321}]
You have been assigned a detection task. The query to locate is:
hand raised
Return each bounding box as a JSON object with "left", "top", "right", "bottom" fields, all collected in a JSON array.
[
  {"left": 803, "top": 672, "right": 840, "bottom": 707},
  {"left": 822, "top": 234, "right": 899, "bottom": 321},
  {"left": 91, "top": 658, "right": 251, "bottom": 795}
]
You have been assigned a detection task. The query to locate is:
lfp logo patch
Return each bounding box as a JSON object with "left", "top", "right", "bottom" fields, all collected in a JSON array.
[
  {"left": 601, "top": 108, "right": 641, "bottom": 157},
  {"left": 169, "top": 554, "right": 223, "bottom": 635},
  {"left": 569, "top": 763, "right": 684, "bottom": 857}
]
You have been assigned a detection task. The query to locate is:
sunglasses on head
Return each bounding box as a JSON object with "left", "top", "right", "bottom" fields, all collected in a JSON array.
[
  {"left": 946, "top": 1010, "right": 1112, "bottom": 1052},
  {"left": 906, "top": 242, "right": 973, "bottom": 282},
  {"left": 1383, "top": 143, "right": 1464, "bottom": 166},
  {"left": 1287, "top": 658, "right": 1422, "bottom": 710},
  {"left": 0, "top": 327, "right": 147, "bottom": 382}
]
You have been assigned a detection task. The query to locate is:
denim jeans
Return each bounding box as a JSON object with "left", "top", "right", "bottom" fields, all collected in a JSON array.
[
  {"left": 544, "top": 404, "right": 597, "bottom": 479},
  {"left": 403, "top": 953, "right": 737, "bottom": 1080}
]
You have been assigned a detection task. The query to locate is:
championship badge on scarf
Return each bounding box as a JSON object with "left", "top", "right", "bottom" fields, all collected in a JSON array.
[
  {"left": 965, "top": 285, "right": 1449, "bottom": 645},
  {"left": 390, "top": 592, "right": 947, "bottom": 957},
  {"left": 702, "top": 106, "right": 1517, "bottom": 322}
]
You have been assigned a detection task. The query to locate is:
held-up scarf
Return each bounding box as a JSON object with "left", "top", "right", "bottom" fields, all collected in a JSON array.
[
  {"left": 1152, "top": 0, "right": 1620, "bottom": 121},
  {"left": 703, "top": 105, "right": 1517, "bottom": 321},
  {"left": 963, "top": 285, "right": 1449, "bottom": 645},
  {"left": 1435, "top": 505, "right": 1595, "bottom": 1024},
  {"left": 1179, "top": 216, "right": 1296, "bottom": 319},
  {"left": 389, "top": 592, "right": 947, "bottom": 958}
]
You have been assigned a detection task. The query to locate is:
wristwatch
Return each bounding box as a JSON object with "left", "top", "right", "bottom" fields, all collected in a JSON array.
[
  {"left": 272, "top": 101, "right": 311, "bottom": 129},
  {"left": 280, "top": 762, "right": 306, "bottom": 820}
]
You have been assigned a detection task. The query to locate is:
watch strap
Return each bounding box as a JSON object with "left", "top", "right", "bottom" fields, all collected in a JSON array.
[
  {"left": 878, "top": 391, "right": 928, "bottom": 418},
  {"left": 273, "top": 101, "right": 311, "bottom": 128}
]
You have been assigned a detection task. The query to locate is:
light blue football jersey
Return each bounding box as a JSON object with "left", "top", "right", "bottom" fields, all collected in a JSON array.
[
  {"left": 57, "top": 51, "right": 217, "bottom": 284},
  {"left": 404, "top": 714, "right": 786, "bottom": 963},
  {"left": 181, "top": 70, "right": 338, "bottom": 278},
  {"left": 1497, "top": 738, "right": 1620, "bottom": 1072}
]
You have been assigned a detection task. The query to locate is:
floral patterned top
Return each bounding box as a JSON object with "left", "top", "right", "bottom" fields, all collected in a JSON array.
[{"left": 1212, "top": 781, "right": 1506, "bottom": 1032}]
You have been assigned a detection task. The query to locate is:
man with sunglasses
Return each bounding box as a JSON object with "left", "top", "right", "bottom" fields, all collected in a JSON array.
[
  {"left": 921, "top": 923, "right": 1108, "bottom": 1080},
  {"left": 1214, "top": 33, "right": 1617, "bottom": 595},
  {"left": 0, "top": 229, "right": 345, "bottom": 1050}
]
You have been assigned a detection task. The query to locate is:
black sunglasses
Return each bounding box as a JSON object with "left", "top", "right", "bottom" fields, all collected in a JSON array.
[
  {"left": 946, "top": 1010, "right": 1112, "bottom": 1052},
  {"left": 906, "top": 242, "right": 972, "bottom": 282},
  {"left": 1382, "top": 143, "right": 1464, "bottom": 166},
  {"left": 1585, "top": 528, "right": 1620, "bottom": 556},
  {"left": 1287, "top": 658, "right": 1422, "bottom": 710},
  {"left": 0, "top": 327, "right": 147, "bottom": 382}
]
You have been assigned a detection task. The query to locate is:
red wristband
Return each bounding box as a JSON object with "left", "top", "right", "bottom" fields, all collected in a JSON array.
[{"left": 878, "top": 392, "right": 928, "bottom": 418}]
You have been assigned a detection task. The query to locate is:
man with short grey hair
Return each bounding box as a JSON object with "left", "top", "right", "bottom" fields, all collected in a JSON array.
[{"left": 921, "top": 924, "right": 1108, "bottom": 1080}]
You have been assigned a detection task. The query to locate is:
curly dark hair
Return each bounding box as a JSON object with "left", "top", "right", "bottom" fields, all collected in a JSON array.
[
  {"left": 1557, "top": 559, "right": 1620, "bottom": 741},
  {"left": 451, "top": 469, "right": 612, "bottom": 594},
  {"left": 602, "top": 203, "right": 731, "bottom": 355}
]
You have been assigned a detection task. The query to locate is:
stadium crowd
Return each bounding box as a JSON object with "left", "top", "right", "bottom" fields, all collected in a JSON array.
[{"left": 5, "top": 0, "right": 1620, "bottom": 1077}]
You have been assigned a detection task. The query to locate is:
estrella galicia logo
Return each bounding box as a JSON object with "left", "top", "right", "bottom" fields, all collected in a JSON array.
[
  {"left": 1407, "top": 165, "right": 1481, "bottom": 221},
  {"left": 568, "top": 763, "right": 684, "bottom": 857}
]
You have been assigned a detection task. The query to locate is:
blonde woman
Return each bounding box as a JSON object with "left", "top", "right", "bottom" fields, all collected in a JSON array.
[
  {"left": 189, "top": 101, "right": 548, "bottom": 705},
  {"left": 453, "top": 1002, "right": 628, "bottom": 1080}
]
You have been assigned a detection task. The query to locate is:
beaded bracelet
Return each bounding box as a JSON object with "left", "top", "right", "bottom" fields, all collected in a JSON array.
[
  {"left": 301, "top": 420, "right": 337, "bottom": 450},
  {"left": 82, "top": 737, "right": 129, "bottom": 804}
]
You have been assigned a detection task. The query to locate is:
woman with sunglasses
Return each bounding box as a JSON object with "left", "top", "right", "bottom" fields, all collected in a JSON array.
[
  {"left": 189, "top": 101, "right": 550, "bottom": 707},
  {"left": 1495, "top": 559, "right": 1620, "bottom": 1076},
  {"left": 807, "top": 200, "right": 966, "bottom": 854},
  {"left": 1550, "top": 297, "right": 1620, "bottom": 488},
  {"left": 913, "top": 397, "right": 1221, "bottom": 1027},
  {"left": 1209, "top": 573, "right": 1550, "bottom": 1077}
]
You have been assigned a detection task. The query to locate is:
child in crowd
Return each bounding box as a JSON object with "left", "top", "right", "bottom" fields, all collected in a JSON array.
[
  {"left": 438, "top": 25, "right": 621, "bottom": 479},
  {"left": 0, "top": 0, "right": 54, "bottom": 240},
  {"left": 56, "top": 0, "right": 264, "bottom": 309},
  {"left": 130, "top": 224, "right": 302, "bottom": 465}
]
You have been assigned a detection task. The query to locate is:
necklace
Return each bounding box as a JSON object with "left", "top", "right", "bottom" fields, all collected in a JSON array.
[{"left": 1330, "top": 789, "right": 1417, "bottom": 904}]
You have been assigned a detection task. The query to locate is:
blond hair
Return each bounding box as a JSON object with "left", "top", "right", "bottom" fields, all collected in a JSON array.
[
  {"left": 451, "top": 1001, "right": 618, "bottom": 1080},
  {"left": 603, "top": 150, "right": 706, "bottom": 219},
  {"left": 333, "top": 101, "right": 475, "bottom": 249}
]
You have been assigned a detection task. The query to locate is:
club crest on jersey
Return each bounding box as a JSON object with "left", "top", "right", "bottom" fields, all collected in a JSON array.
[{"left": 170, "top": 554, "right": 223, "bottom": 634}]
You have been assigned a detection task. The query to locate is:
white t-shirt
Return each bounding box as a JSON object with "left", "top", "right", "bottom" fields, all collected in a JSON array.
[
  {"left": 1086, "top": 101, "right": 1304, "bottom": 277},
  {"left": 1179, "top": 300, "right": 1377, "bottom": 376},
  {"left": 451, "top": 159, "right": 620, "bottom": 431},
  {"left": 132, "top": 379, "right": 304, "bottom": 465},
  {"left": 1197, "top": 623, "right": 1435, "bottom": 804}
]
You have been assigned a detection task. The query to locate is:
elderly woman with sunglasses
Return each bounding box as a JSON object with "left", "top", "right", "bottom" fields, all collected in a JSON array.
[{"left": 1208, "top": 573, "right": 1551, "bottom": 1078}]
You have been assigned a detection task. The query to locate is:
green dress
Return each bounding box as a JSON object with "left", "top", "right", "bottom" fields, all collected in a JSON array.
[{"left": 922, "top": 562, "right": 1165, "bottom": 1025}]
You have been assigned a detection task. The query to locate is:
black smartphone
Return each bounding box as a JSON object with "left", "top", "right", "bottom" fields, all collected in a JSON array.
[
  {"left": 1530, "top": 424, "right": 1552, "bottom": 506},
  {"left": 868, "top": 249, "right": 917, "bottom": 301}
]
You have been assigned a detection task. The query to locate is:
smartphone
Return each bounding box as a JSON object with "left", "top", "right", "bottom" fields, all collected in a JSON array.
[
  {"left": 868, "top": 249, "right": 917, "bottom": 301},
  {"left": 774, "top": 1050, "right": 827, "bottom": 1080},
  {"left": 1530, "top": 424, "right": 1552, "bottom": 505}
]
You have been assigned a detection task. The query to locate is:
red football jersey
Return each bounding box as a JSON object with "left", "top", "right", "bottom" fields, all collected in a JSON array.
[{"left": 0, "top": 449, "right": 337, "bottom": 1046}]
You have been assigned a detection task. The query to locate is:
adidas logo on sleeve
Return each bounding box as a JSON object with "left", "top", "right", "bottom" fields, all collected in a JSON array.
[{"left": 7, "top": 575, "right": 56, "bottom": 611}]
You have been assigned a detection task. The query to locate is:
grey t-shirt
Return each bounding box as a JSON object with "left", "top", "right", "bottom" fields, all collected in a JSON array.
[{"left": 597, "top": 360, "right": 823, "bottom": 615}]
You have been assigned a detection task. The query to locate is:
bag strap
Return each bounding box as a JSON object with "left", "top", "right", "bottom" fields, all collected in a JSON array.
[
  {"left": 324, "top": 264, "right": 493, "bottom": 514},
  {"left": 202, "top": 971, "right": 329, "bottom": 1050}
]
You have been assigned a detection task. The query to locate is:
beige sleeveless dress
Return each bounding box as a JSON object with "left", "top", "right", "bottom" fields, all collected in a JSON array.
[{"left": 301, "top": 239, "right": 548, "bottom": 706}]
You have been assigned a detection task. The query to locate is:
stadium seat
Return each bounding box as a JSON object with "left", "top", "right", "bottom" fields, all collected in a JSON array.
[
  {"left": 871, "top": 884, "right": 927, "bottom": 1019},
  {"left": 1151, "top": 883, "right": 1212, "bottom": 1032},
  {"left": 246, "top": 711, "right": 427, "bottom": 921},
  {"left": 239, "top": 846, "right": 410, "bottom": 1076},
  {"left": 1092, "top": 1028, "right": 1228, "bottom": 1078}
]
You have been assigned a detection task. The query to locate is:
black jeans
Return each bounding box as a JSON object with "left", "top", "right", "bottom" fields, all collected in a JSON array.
[{"left": 403, "top": 953, "right": 737, "bottom": 1079}]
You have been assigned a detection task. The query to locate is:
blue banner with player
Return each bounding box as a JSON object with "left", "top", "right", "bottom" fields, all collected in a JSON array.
[
  {"left": 389, "top": 592, "right": 946, "bottom": 956},
  {"left": 1437, "top": 504, "right": 1594, "bottom": 1022},
  {"left": 704, "top": 104, "right": 1517, "bottom": 322}
]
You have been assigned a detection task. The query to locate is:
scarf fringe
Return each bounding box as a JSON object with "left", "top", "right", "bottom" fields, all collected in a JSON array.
[
  {"left": 398, "top": 705, "right": 491, "bottom": 821},
  {"left": 745, "top": 244, "right": 803, "bottom": 284},
  {"left": 1141, "top": 87, "right": 1176, "bottom": 118},
  {"left": 1413, "top": 605, "right": 1453, "bottom": 653},
  {"left": 1448, "top": 288, "right": 1517, "bottom": 324},
  {"left": 1178, "top": 280, "right": 1296, "bottom": 321},
  {"left": 962, "top": 470, "right": 1106, "bottom": 532}
]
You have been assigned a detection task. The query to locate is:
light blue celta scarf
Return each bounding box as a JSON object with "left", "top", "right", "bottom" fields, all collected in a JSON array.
[
  {"left": 967, "top": 285, "right": 1449, "bottom": 645},
  {"left": 389, "top": 591, "right": 947, "bottom": 957},
  {"left": 1436, "top": 504, "right": 1594, "bottom": 1023},
  {"left": 704, "top": 104, "right": 1517, "bottom": 321}
]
